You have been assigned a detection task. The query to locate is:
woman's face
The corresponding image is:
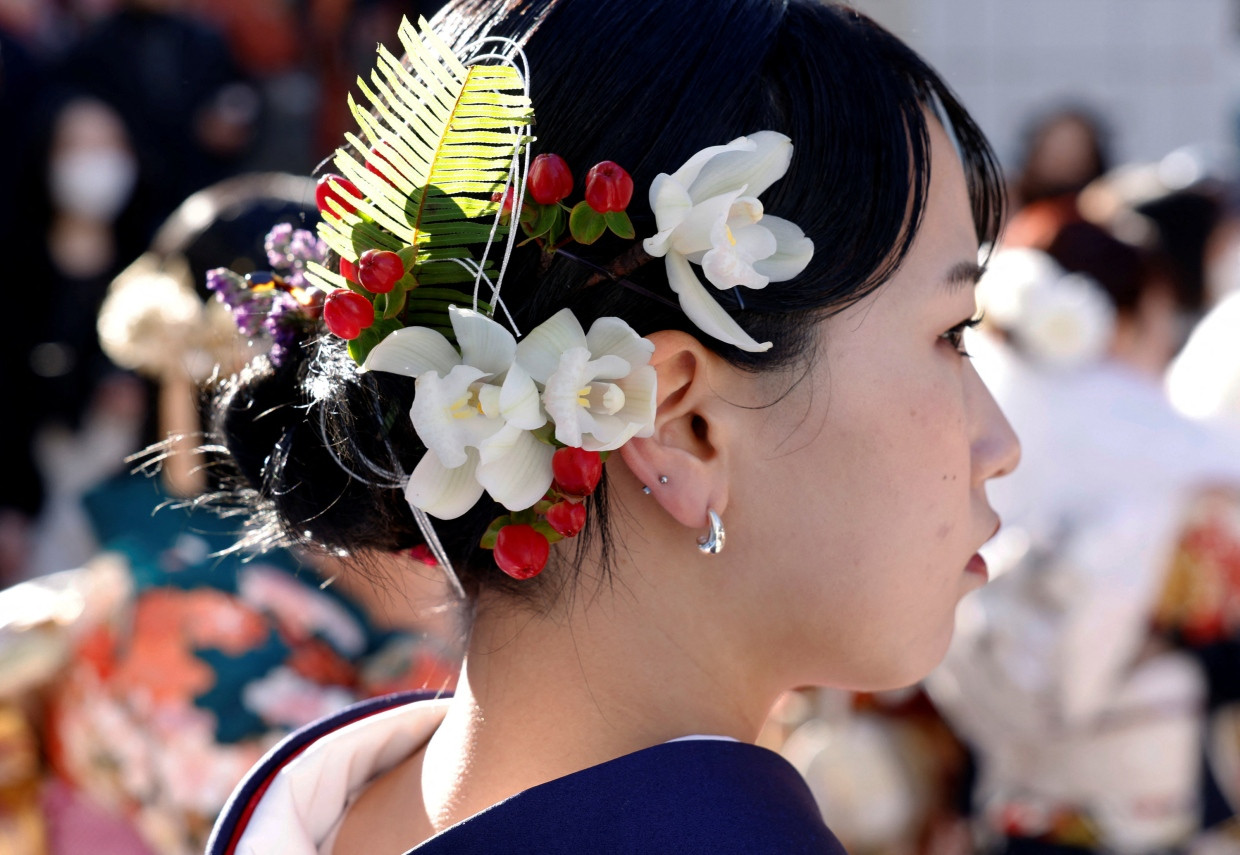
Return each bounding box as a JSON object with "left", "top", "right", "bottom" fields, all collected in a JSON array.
[{"left": 726, "top": 119, "right": 1020, "bottom": 692}]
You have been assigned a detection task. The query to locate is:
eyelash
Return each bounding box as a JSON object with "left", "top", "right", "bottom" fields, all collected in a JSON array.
[{"left": 941, "top": 313, "right": 984, "bottom": 357}]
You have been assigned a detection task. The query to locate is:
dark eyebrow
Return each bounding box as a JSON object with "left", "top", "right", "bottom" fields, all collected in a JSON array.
[{"left": 942, "top": 260, "right": 985, "bottom": 292}]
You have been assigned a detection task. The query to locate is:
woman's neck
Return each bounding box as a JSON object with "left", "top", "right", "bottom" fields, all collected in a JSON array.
[{"left": 419, "top": 580, "right": 777, "bottom": 831}]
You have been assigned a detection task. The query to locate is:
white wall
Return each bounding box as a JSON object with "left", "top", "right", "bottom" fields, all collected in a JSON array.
[{"left": 852, "top": 0, "right": 1240, "bottom": 171}]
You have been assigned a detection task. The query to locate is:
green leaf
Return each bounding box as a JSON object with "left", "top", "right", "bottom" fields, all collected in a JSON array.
[
  {"left": 381, "top": 285, "right": 408, "bottom": 319},
  {"left": 479, "top": 515, "right": 511, "bottom": 550},
  {"left": 604, "top": 210, "right": 635, "bottom": 240},
  {"left": 347, "top": 317, "right": 404, "bottom": 364},
  {"left": 318, "top": 15, "right": 533, "bottom": 300},
  {"left": 521, "top": 201, "right": 560, "bottom": 241},
  {"left": 569, "top": 201, "right": 607, "bottom": 245}
]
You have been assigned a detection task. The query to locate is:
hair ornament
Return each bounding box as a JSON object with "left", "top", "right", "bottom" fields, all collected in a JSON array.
[
  {"left": 211, "top": 16, "right": 816, "bottom": 581},
  {"left": 642, "top": 131, "right": 815, "bottom": 353}
]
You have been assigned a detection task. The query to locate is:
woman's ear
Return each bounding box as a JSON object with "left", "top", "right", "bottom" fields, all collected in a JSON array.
[{"left": 618, "top": 331, "right": 734, "bottom": 529}]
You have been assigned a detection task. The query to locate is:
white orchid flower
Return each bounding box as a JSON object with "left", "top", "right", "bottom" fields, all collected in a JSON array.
[
  {"left": 362, "top": 306, "right": 551, "bottom": 519},
  {"left": 642, "top": 130, "right": 814, "bottom": 353},
  {"left": 516, "top": 309, "right": 657, "bottom": 452}
]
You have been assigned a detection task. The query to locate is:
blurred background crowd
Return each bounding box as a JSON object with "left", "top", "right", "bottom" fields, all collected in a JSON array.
[{"left": 4, "top": 0, "right": 1240, "bottom": 853}]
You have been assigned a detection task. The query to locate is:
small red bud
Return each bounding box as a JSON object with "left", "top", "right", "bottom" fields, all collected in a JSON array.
[
  {"left": 551, "top": 447, "right": 603, "bottom": 498},
  {"left": 357, "top": 249, "right": 405, "bottom": 294},
  {"left": 322, "top": 290, "right": 374, "bottom": 340},
  {"left": 545, "top": 500, "right": 587, "bottom": 538},
  {"left": 493, "top": 524, "right": 550, "bottom": 580},
  {"left": 527, "top": 153, "right": 573, "bottom": 205},
  {"left": 339, "top": 256, "right": 359, "bottom": 283},
  {"left": 315, "top": 174, "right": 363, "bottom": 216},
  {"left": 584, "top": 161, "right": 633, "bottom": 213}
]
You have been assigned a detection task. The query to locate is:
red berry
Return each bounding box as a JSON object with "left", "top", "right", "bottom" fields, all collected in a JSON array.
[
  {"left": 527, "top": 153, "right": 573, "bottom": 205},
  {"left": 314, "top": 174, "right": 363, "bottom": 216},
  {"left": 584, "top": 161, "right": 633, "bottom": 213},
  {"left": 357, "top": 249, "right": 404, "bottom": 294},
  {"left": 545, "top": 500, "right": 587, "bottom": 538},
  {"left": 493, "top": 524, "right": 549, "bottom": 580},
  {"left": 551, "top": 447, "right": 603, "bottom": 498},
  {"left": 322, "top": 290, "right": 374, "bottom": 340},
  {"left": 491, "top": 187, "right": 518, "bottom": 224},
  {"left": 339, "top": 256, "right": 359, "bottom": 283}
]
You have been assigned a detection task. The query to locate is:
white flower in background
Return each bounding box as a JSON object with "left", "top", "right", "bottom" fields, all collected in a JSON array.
[
  {"left": 977, "top": 248, "right": 1115, "bottom": 370},
  {"left": 363, "top": 306, "right": 550, "bottom": 518},
  {"left": 642, "top": 131, "right": 814, "bottom": 353},
  {"left": 516, "top": 309, "right": 657, "bottom": 451},
  {"left": 975, "top": 248, "right": 1062, "bottom": 330},
  {"left": 1020, "top": 273, "right": 1115, "bottom": 368}
]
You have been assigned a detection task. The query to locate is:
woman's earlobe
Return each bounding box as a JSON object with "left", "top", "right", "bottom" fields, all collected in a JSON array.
[{"left": 616, "top": 331, "right": 731, "bottom": 528}]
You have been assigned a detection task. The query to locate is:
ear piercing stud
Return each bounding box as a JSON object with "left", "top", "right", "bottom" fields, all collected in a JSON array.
[{"left": 641, "top": 475, "right": 669, "bottom": 495}]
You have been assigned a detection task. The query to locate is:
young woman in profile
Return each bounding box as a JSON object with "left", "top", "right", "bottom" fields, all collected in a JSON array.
[{"left": 204, "top": 0, "right": 1020, "bottom": 851}]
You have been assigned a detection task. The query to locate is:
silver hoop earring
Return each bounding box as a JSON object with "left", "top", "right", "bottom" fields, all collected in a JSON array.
[{"left": 697, "top": 509, "right": 725, "bottom": 555}]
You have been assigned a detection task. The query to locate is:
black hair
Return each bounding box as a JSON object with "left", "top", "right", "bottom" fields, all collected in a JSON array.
[{"left": 208, "top": 0, "right": 1004, "bottom": 599}]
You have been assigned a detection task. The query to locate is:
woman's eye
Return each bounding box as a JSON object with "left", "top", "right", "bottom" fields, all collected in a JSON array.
[{"left": 940, "top": 313, "right": 983, "bottom": 357}]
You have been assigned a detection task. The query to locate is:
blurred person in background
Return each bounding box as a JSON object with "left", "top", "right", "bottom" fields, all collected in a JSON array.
[
  {"left": 1010, "top": 106, "right": 1111, "bottom": 216},
  {"left": 0, "top": 174, "right": 463, "bottom": 855},
  {"left": 58, "top": 0, "right": 256, "bottom": 232},
  {"left": 926, "top": 201, "right": 1240, "bottom": 853},
  {"left": 7, "top": 94, "right": 148, "bottom": 581}
]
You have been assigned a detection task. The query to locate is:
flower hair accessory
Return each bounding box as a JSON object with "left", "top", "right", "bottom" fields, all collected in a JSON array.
[
  {"left": 214, "top": 17, "right": 814, "bottom": 582},
  {"left": 643, "top": 131, "right": 814, "bottom": 353}
]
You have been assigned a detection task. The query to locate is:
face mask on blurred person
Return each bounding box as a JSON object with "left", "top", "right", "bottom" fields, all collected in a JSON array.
[{"left": 49, "top": 149, "right": 138, "bottom": 221}]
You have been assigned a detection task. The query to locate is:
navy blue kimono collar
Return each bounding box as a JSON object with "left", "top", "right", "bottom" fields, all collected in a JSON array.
[{"left": 208, "top": 690, "right": 846, "bottom": 854}]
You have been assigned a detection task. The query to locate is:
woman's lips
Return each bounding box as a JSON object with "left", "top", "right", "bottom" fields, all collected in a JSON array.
[{"left": 965, "top": 552, "right": 989, "bottom": 579}]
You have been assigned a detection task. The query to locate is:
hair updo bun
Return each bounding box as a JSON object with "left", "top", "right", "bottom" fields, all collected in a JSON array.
[{"left": 206, "top": 0, "right": 1004, "bottom": 597}]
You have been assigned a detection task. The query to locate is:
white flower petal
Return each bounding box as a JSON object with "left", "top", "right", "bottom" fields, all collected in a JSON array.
[
  {"left": 476, "top": 428, "right": 556, "bottom": 511},
  {"left": 449, "top": 306, "right": 516, "bottom": 376},
  {"left": 498, "top": 361, "right": 545, "bottom": 430},
  {"left": 688, "top": 131, "right": 793, "bottom": 202},
  {"left": 584, "top": 317, "right": 654, "bottom": 370},
  {"left": 668, "top": 190, "right": 743, "bottom": 257},
  {"left": 751, "top": 215, "right": 814, "bottom": 282},
  {"left": 582, "top": 413, "right": 628, "bottom": 450},
  {"left": 584, "top": 353, "right": 632, "bottom": 381},
  {"left": 643, "top": 226, "right": 677, "bottom": 258},
  {"left": 664, "top": 252, "right": 771, "bottom": 353},
  {"left": 615, "top": 365, "right": 657, "bottom": 438},
  {"left": 648, "top": 174, "right": 694, "bottom": 234},
  {"left": 406, "top": 448, "right": 484, "bottom": 520},
  {"left": 731, "top": 222, "right": 779, "bottom": 263},
  {"left": 582, "top": 418, "right": 643, "bottom": 452},
  {"left": 410, "top": 366, "right": 491, "bottom": 468},
  {"left": 361, "top": 325, "right": 460, "bottom": 377},
  {"left": 515, "top": 308, "right": 586, "bottom": 383},
  {"left": 667, "top": 136, "right": 756, "bottom": 192},
  {"left": 701, "top": 241, "right": 769, "bottom": 291},
  {"left": 543, "top": 347, "right": 592, "bottom": 447},
  {"left": 726, "top": 197, "right": 764, "bottom": 227}
]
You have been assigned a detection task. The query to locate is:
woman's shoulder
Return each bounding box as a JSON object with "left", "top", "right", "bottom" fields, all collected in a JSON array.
[{"left": 208, "top": 691, "right": 845, "bottom": 855}]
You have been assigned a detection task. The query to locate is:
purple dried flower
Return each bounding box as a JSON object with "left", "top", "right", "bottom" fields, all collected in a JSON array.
[
  {"left": 206, "top": 267, "right": 246, "bottom": 308},
  {"left": 264, "top": 223, "right": 295, "bottom": 269},
  {"left": 287, "top": 229, "right": 326, "bottom": 267}
]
